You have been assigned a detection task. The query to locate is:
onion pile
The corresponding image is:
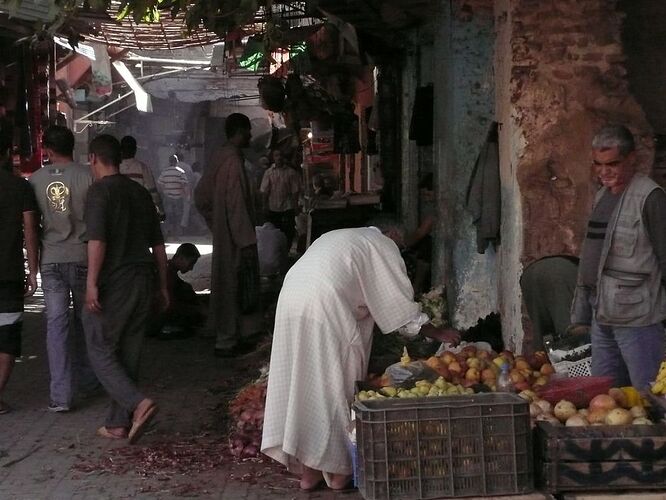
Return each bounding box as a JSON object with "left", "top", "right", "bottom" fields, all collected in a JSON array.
[{"left": 228, "top": 380, "right": 268, "bottom": 459}]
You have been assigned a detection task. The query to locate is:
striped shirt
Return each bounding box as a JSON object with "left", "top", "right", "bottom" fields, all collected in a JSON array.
[
  {"left": 260, "top": 166, "right": 301, "bottom": 212},
  {"left": 158, "top": 166, "right": 190, "bottom": 199},
  {"left": 579, "top": 190, "right": 620, "bottom": 288}
]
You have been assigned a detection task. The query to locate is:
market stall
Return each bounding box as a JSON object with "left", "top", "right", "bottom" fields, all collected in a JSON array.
[{"left": 348, "top": 340, "right": 666, "bottom": 499}]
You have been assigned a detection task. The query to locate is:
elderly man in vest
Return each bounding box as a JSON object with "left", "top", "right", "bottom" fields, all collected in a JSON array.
[{"left": 571, "top": 124, "right": 666, "bottom": 389}]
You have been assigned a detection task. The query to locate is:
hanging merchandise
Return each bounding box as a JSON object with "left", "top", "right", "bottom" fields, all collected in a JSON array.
[
  {"left": 363, "top": 107, "right": 378, "bottom": 155},
  {"left": 238, "top": 36, "right": 266, "bottom": 72},
  {"left": 91, "top": 42, "right": 112, "bottom": 97},
  {"left": 333, "top": 106, "right": 360, "bottom": 154},
  {"left": 284, "top": 73, "right": 305, "bottom": 100},
  {"left": 15, "top": 45, "right": 33, "bottom": 160},
  {"left": 409, "top": 84, "right": 434, "bottom": 146},
  {"left": 288, "top": 42, "right": 311, "bottom": 75},
  {"left": 311, "top": 120, "right": 334, "bottom": 155},
  {"left": 258, "top": 75, "right": 285, "bottom": 112}
]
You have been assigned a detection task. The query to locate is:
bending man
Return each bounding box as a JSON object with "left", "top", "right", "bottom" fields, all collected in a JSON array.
[{"left": 261, "top": 226, "right": 460, "bottom": 490}]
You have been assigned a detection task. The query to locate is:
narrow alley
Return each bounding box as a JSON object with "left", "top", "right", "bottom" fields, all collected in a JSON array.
[{"left": 0, "top": 289, "right": 360, "bottom": 500}]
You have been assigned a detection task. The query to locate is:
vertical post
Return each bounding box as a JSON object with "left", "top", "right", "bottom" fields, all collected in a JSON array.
[{"left": 400, "top": 32, "right": 419, "bottom": 232}]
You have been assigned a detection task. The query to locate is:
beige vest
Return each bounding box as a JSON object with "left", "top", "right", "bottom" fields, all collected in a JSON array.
[{"left": 594, "top": 173, "right": 666, "bottom": 326}]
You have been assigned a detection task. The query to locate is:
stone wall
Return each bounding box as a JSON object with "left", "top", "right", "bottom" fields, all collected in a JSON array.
[
  {"left": 619, "top": 0, "right": 666, "bottom": 189},
  {"left": 509, "top": 0, "right": 653, "bottom": 267},
  {"left": 500, "top": 0, "right": 654, "bottom": 351}
]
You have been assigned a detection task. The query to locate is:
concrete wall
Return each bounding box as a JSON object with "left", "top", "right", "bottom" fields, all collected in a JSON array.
[
  {"left": 494, "top": 0, "right": 525, "bottom": 351},
  {"left": 432, "top": 0, "right": 498, "bottom": 330}
]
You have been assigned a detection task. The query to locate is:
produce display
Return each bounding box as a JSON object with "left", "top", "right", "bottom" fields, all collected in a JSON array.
[
  {"left": 360, "top": 346, "right": 555, "bottom": 401},
  {"left": 228, "top": 379, "right": 267, "bottom": 459},
  {"left": 650, "top": 360, "right": 666, "bottom": 396},
  {"left": 357, "top": 377, "right": 475, "bottom": 401},
  {"left": 518, "top": 386, "right": 653, "bottom": 427}
]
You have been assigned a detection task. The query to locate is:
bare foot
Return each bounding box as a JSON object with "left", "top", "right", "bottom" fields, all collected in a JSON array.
[
  {"left": 300, "top": 465, "right": 324, "bottom": 491},
  {"left": 330, "top": 473, "right": 353, "bottom": 490},
  {"left": 97, "top": 426, "right": 128, "bottom": 439}
]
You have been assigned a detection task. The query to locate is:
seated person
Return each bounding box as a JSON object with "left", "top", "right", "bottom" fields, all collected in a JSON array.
[
  {"left": 404, "top": 173, "right": 435, "bottom": 294},
  {"left": 256, "top": 221, "right": 288, "bottom": 277},
  {"left": 150, "top": 243, "right": 205, "bottom": 338}
]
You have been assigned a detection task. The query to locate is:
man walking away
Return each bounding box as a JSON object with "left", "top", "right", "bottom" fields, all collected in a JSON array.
[
  {"left": 194, "top": 113, "right": 260, "bottom": 357},
  {"left": 158, "top": 155, "right": 190, "bottom": 238},
  {"left": 570, "top": 124, "right": 666, "bottom": 389},
  {"left": 260, "top": 149, "right": 301, "bottom": 248},
  {"left": 0, "top": 132, "right": 39, "bottom": 414},
  {"left": 29, "top": 125, "right": 98, "bottom": 412},
  {"left": 119, "top": 136, "right": 164, "bottom": 218},
  {"left": 83, "top": 134, "right": 169, "bottom": 443}
]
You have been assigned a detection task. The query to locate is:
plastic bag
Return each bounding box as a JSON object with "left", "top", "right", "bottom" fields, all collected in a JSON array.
[
  {"left": 384, "top": 360, "right": 438, "bottom": 387},
  {"left": 435, "top": 340, "right": 492, "bottom": 356}
]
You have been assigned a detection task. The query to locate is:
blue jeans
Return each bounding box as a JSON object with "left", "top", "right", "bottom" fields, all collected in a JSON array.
[
  {"left": 41, "top": 263, "right": 98, "bottom": 406},
  {"left": 590, "top": 319, "right": 665, "bottom": 389}
]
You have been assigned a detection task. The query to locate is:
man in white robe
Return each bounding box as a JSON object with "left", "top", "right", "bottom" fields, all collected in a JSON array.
[{"left": 261, "top": 227, "right": 460, "bottom": 490}]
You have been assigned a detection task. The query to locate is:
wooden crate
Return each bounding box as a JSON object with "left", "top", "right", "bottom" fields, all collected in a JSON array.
[{"left": 534, "top": 422, "right": 666, "bottom": 493}]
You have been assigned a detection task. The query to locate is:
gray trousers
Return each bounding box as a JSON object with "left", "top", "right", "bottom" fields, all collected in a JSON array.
[{"left": 82, "top": 268, "right": 154, "bottom": 428}]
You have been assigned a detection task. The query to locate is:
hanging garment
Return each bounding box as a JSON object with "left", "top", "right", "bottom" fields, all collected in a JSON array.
[
  {"left": 466, "top": 122, "right": 501, "bottom": 254},
  {"left": 409, "top": 84, "right": 434, "bottom": 146}
]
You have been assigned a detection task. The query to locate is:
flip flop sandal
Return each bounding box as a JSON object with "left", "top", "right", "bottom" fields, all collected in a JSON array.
[
  {"left": 128, "top": 403, "right": 158, "bottom": 444},
  {"left": 96, "top": 426, "right": 128, "bottom": 439},
  {"left": 0, "top": 402, "right": 11, "bottom": 415},
  {"left": 300, "top": 478, "right": 326, "bottom": 492},
  {"left": 330, "top": 479, "right": 356, "bottom": 493}
]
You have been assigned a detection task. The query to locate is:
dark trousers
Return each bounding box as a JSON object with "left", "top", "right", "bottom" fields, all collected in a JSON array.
[
  {"left": 268, "top": 209, "right": 296, "bottom": 247},
  {"left": 82, "top": 269, "right": 154, "bottom": 428}
]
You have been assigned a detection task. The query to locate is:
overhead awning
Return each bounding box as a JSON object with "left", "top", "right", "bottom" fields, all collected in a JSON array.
[{"left": 81, "top": 1, "right": 221, "bottom": 50}]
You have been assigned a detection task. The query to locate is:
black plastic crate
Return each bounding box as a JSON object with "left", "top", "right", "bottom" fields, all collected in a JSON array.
[{"left": 353, "top": 393, "right": 533, "bottom": 499}]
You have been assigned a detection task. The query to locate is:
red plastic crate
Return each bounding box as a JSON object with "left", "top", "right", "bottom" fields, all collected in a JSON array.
[{"left": 536, "top": 376, "right": 613, "bottom": 408}]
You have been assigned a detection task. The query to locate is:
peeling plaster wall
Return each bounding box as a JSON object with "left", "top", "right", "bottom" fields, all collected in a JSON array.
[
  {"left": 433, "top": 0, "right": 498, "bottom": 330},
  {"left": 495, "top": 0, "right": 525, "bottom": 352}
]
